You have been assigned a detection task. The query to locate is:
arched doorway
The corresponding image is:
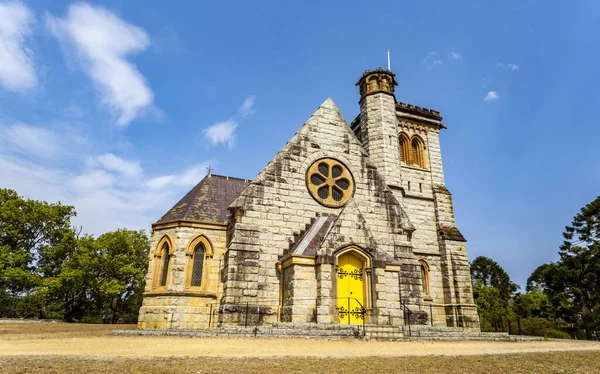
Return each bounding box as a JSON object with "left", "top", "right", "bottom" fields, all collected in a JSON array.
[{"left": 336, "top": 251, "right": 366, "bottom": 324}]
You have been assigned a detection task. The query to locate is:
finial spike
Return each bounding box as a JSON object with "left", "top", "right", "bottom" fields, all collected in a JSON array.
[
  {"left": 387, "top": 49, "right": 391, "bottom": 71},
  {"left": 206, "top": 164, "right": 213, "bottom": 176}
]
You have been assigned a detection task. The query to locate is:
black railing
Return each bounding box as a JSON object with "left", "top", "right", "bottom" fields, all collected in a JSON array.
[
  {"left": 400, "top": 300, "right": 412, "bottom": 337},
  {"left": 206, "top": 296, "right": 368, "bottom": 336},
  {"left": 335, "top": 297, "right": 367, "bottom": 337}
]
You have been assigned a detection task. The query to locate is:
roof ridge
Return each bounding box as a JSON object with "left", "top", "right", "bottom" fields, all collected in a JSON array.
[{"left": 209, "top": 174, "right": 251, "bottom": 182}]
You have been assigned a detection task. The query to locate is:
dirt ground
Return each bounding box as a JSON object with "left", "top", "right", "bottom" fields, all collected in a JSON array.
[
  {"left": 1, "top": 322, "right": 600, "bottom": 358},
  {"left": 2, "top": 322, "right": 600, "bottom": 373}
]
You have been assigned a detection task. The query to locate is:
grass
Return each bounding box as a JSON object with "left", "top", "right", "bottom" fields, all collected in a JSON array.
[
  {"left": 0, "top": 321, "right": 136, "bottom": 340},
  {"left": 1, "top": 322, "right": 599, "bottom": 373},
  {"left": 1, "top": 352, "right": 600, "bottom": 374}
]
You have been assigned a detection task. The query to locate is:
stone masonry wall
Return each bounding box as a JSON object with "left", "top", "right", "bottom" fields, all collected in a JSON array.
[
  {"left": 138, "top": 225, "right": 226, "bottom": 329},
  {"left": 359, "top": 93, "right": 403, "bottom": 188},
  {"left": 223, "top": 98, "right": 420, "bottom": 324}
]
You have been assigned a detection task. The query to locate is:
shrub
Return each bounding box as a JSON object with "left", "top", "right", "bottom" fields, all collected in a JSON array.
[{"left": 545, "top": 329, "right": 571, "bottom": 339}]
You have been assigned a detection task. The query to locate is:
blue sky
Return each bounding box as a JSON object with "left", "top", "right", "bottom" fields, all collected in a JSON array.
[{"left": 0, "top": 0, "right": 598, "bottom": 287}]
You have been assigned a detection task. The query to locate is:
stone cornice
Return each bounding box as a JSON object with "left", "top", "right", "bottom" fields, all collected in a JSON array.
[
  {"left": 398, "top": 118, "right": 446, "bottom": 133},
  {"left": 152, "top": 220, "right": 227, "bottom": 231}
]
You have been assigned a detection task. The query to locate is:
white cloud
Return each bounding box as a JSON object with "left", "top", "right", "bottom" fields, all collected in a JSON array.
[
  {"left": 450, "top": 52, "right": 463, "bottom": 61},
  {"left": 496, "top": 62, "right": 519, "bottom": 71},
  {"left": 146, "top": 162, "right": 211, "bottom": 189},
  {"left": 47, "top": 3, "right": 154, "bottom": 126},
  {"left": 0, "top": 124, "right": 212, "bottom": 236},
  {"left": 238, "top": 96, "right": 256, "bottom": 118},
  {"left": 71, "top": 169, "right": 115, "bottom": 191},
  {"left": 96, "top": 153, "right": 141, "bottom": 178},
  {"left": 0, "top": 1, "right": 37, "bottom": 92},
  {"left": 202, "top": 96, "right": 256, "bottom": 148},
  {"left": 484, "top": 91, "right": 500, "bottom": 102},
  {"left": 0, "top": 123, "right": 61, "bottom": 158},
  {"left": 203, "top": 120, "right": 236, "bottom": 147},
  {"left": 423, "top": 52, "right": 442, "bottom": 71}
]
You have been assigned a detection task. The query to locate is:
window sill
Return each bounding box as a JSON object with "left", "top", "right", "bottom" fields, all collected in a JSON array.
[
  {"left": 401, "top": 164, "right": 430, "bottom": 172},
  {"left": 144, "top": 290, "right": 218, "bottom": 298}
]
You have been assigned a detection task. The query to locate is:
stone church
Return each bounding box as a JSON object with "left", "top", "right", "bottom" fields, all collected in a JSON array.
[{"left": 137, "top": 68, "right": 480, "bottom": 330}]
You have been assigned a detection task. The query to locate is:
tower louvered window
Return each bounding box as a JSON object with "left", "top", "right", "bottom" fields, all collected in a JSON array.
[
  {"left": 399, "top": 133, "right": 410, "bottom": 164},
  {"left": 399, "top": 134, "right": 427, "bottom": 169}
]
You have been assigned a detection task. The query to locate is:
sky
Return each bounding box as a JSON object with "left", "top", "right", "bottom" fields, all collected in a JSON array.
[{"left": 0, "top": 0, "right": 599, "bottom": 288}]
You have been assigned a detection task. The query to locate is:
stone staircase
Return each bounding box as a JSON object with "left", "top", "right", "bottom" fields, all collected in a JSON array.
[
  {"left": 114, "top": 323, "right": 542, "bottom": 341},
  {"left": 401, "top": 325, "right": 543, "bottom": 341}
]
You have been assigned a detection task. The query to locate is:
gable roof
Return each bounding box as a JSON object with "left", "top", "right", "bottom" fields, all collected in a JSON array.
[{"left": 157, "top": 174, "right": 250, "bottom": 224}]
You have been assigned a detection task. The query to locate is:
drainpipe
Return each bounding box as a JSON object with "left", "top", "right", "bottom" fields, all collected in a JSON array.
[{"left": 276, "top": 262, "right": 283, "bottom": 322}]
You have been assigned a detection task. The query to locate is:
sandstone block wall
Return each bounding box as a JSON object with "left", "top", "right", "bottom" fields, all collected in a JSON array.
[{"left": 138, "top": 225, "right": 226, "bottom": 329}]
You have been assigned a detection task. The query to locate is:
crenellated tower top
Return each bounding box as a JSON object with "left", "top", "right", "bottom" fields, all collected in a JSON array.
[{"left": 355, "top": 67, "right": 398, "bottom": 102}]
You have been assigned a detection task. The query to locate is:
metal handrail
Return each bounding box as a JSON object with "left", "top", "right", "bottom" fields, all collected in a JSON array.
[
  {"left": 207, "top": 296, "right": 369, "bottom": 335},
  {"left": 400, "top": 300, "right": 412, "bottom": 337}
]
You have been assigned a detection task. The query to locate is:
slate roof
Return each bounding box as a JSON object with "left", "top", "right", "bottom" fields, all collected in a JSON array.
[{"left": 157, "top": 174, "right": 250, "bottom": 224}]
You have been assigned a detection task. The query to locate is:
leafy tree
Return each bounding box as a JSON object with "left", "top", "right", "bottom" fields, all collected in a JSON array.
[
  {"left": 0, "top": 189, "right": 76, "bottom": 317},
  {"left": 470, "top": 256, "right": 519, "bottom": 332},
  {"left": 52, "top": 229, "right": 150, "bottom": 323},
  {"left": 529, "top": 195, "right": 600, "bottom": 339},
  {"left": 472, "top": 279, "right": 507, "bottom": 331},
  {"left": 471, "top": 256, "right": 519, "bottom": 304}
]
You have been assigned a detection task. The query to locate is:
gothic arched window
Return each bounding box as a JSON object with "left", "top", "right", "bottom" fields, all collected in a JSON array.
[
  {"left": 399, "top": 132, "right": 410, "bottom": 164},
  {"left": 411, "top": 135, "right": 427, "bottom": 169},
  {"left": 153, "top": 236, "right": 173, "bottom": 289},
  {"left": 190, "top": 243, "right": 205, "bottom": 287},
  {"left": 185, "top": 235, "right": 214, "bottom": 290}
]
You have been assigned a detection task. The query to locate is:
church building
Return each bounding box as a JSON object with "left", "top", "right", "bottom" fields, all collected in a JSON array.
[{"left": 137, "top": 68, "right": 480, "bottom": 330}]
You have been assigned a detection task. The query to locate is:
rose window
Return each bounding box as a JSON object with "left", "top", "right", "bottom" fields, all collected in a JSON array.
[{"left": 306, "top": 158, "right": 354, "bottom": 207}]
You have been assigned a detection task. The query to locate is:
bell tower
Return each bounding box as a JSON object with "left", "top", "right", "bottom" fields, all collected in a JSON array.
[{"left": 356, "top": 68, "right": 402, "bottom": 188}]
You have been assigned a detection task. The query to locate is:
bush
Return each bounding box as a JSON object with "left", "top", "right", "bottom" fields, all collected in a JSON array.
[
  {"left": 545, "top": 329, "right": 571, "bottom": 339},
  {"left": 520, "top": 317, "right": 552, "bottom": 336}
]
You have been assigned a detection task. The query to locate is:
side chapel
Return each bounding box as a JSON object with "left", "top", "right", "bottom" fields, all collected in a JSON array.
[{"left": 137, "top": 68, "right": 481, "bottom": 330}]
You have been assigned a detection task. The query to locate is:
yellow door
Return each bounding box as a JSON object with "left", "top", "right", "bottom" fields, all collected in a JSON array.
[{"left": 336, "top": 252, "right": 365, "bottom": 324}]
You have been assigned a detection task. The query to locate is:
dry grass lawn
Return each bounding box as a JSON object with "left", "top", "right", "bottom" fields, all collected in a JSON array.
[{"left": 1, "top": 321, "right": 600, "bottom": 373}]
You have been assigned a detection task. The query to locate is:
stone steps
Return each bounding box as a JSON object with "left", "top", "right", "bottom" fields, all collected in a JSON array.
[{"left": 114, "top": 324, "right": 543, "bottom": 341}]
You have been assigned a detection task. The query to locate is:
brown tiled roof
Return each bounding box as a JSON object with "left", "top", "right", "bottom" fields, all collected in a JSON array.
[{"left": 157, "top": 174, "right": 250, "bottom": 224}]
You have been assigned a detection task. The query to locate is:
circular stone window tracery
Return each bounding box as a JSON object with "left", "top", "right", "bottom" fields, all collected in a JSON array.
[{"left": 306, "top": 158, "right": 354, "bottom": 208}]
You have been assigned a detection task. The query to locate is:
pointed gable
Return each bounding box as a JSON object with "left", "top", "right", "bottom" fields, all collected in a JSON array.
[{"left": 227, "top": 98, "right": 414, "bottom": 262}]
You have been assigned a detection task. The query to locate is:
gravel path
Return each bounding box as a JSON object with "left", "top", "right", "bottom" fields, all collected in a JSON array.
[{"left": 3, "top": 336, "right": 600, "bottom": 358}]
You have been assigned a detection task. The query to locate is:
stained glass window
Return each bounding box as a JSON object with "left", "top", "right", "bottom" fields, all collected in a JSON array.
[{"left": 191, "top": 243, "right": 205, "bottom": 287}]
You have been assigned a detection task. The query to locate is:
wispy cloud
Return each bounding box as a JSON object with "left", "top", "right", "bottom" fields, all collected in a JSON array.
[
  {"left": 496, "top": 62, "right": 519, "bottom": 71},
  {"left": 203, "top": 121, "right": 237, "bottom": 147},
  {"left": 0, "top": 123, "right": 61, "bottom": 159},
  {"left": 422, "top": 51, "right": 442, "bottom": 71},
  {"left": 484, "top": 91, "right": 500, "bottom": 102},
  {"left": 203, "top": 96, "right": 256, "bottom": 148},
  {"left": 96, "top": 153, "right": 142, "bottom": 178},
  {"left": 450, "top": 51, "right": 463, "bottom": 61},
  {"left": 0, "top": 123, "right": 212, "bottom": 235},
  {"left": 238, "top": 96, "right": 256, "bottom": 118},
  {"left": 46, "top": 3, "right": 154, "bottom": 127},
  {"left": 0, "top": 1, "right": 37, "bottom": 92}
]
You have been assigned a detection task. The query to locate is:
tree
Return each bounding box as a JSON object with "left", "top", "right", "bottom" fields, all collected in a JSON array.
[
  {"left": 471, "top": 256, "right": 519, "bottom": 332},
  {"left": 51, "top": 229, "right": 150, "bottom": 323},
  {"left": 0, "top": 189, "right": 76, "bottom": 317},
  {"left": 529, "top": 195, "right": 600, "bottom": 339},
  {"left": 471, "top": 256, "right": 519, "bottom": 304}
]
